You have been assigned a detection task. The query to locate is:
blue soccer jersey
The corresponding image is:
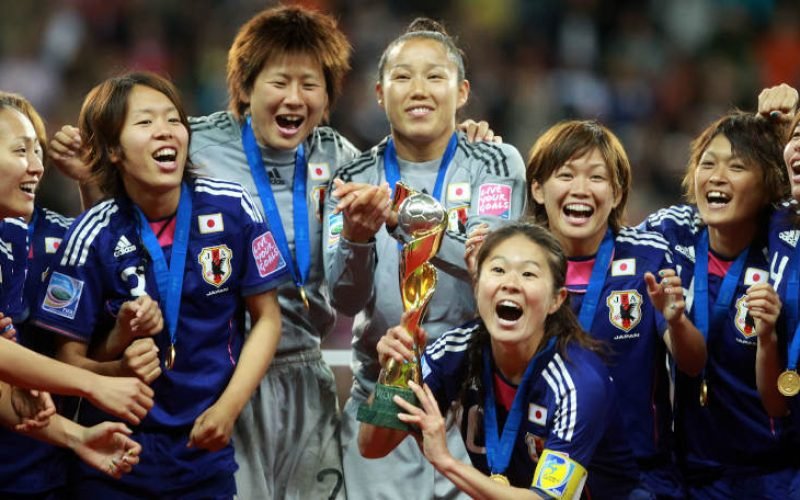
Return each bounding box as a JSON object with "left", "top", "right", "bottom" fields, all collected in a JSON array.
[
  {"left": 34, "top": 178, "right": 290, "bottom": 430},
  {"left": 422, "top": 320, "right": 641, "bottom": 497},
  {"left": 0, "top": 207, "right": 72, "bottom": 496},
  {"left": 644, "top": 205, "right": 792, "bottom": 478},
  {"left": 0, "top": 217, "right": 28, "bottom": 321},
  {"left": 566, "top": 228, "right": 675, "bottom": 469}
]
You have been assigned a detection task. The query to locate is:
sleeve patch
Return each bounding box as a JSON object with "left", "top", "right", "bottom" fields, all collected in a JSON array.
[
  {"left": 327, "top": 213, "right": 343, "bottom": 249},
  {"left": 477, "top": 183, "right": 512, "bottom": 219},
  {"left": 531, "top": 450, "right": 587, "bottom": 499},
  {"left": 252, "top": 231, "right": 288, "bottom": 278},
  {"left": 41, "top": 272, "right": 84, "bottom": 320}
]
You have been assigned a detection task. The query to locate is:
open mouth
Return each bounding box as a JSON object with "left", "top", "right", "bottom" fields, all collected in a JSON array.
[
  {"left": 276, "top": 114, "right": 304, "bottom": 132},
  {"left": 496, "top": 300, "right": 523, "bottom": 322},
  {"left": 407, "top": 106, "right": 433, "bottom": 118},
  {"left": 153, "top": 147, "right": 177, "bottom": 165},
  {"left": 706, "top": 190, "right": 731, "bottom": 208},
  {"left": 19, "top": 182, "right": 36, "bottom": 195},
  {"left": 563, "top": 203, "right": 594, "bottom": 222}
]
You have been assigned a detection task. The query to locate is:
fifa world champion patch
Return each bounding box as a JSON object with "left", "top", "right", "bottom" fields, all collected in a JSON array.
[
  {"left": 42, "top": 272, "right": 84, "bottom": 320},
  {"left": 531, "top": 450, "right": 587, "bottom": 499}
]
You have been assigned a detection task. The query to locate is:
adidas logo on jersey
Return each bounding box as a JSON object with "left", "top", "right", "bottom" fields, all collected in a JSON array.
[
  {"left": 674, "top": 244, "right": 695, "bottom": 262},
  {"left": 268, "top": 169, "right": 285, "bottom": 186},
  {"left": 779, "top": 230, "right": 799, "bottom": 248},
  {"left": 114, "top": 235, "right": 137, "bottom": 258}
]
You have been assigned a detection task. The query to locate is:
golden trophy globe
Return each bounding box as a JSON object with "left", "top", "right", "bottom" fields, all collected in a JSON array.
[{"left": 357, "top": 182, "right": 448, "bottom": 431}]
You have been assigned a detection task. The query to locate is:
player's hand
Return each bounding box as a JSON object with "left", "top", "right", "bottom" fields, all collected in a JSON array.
[
  {"left": 49, "top": 125, "right": 92, "bottom": 182},
  {"left": 645, "top": 269, "right": 685, "bottom": 323},
  {"left": 72, "top": 422, "right": 141, "bottom": 479},
  {"left": 11, "top": 387, "right": 55, "bottom": 432},
  {"left": 457, "top": 119, "right": 502, "bottom": 143},
  {"left": 0, "top": 313, "right": 17, "bottom": 342},
  {"left": 465, "top": 223, "right": 489, "bottom": 277},
  {"left": 187, "top": 403, "right": 235, "bottom": 452},
  {"left": 757, "top": 83, "right": 799, "bottom": 122},
  {"left": 122, "top": 338, "right": 162, "bottom": 384},
  {"left": 86, "top": 375, "right": 154, "bottom": 426},
  {"left": 377, "top": 314, "right": 428, "bottom": 369},
  {"left": 115, "top": 295, "right": 164, "bottom": 344},
  {"left": 395, "top": 381, "right": 452, "bottom": 469},
  {"left": 745, "top": 283, "right": 782, "bottom": 339},
  {"left": 332, "top": 179, "right": 392, "bottom": 243}
]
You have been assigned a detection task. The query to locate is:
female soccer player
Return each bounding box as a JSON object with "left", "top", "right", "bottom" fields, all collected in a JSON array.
[
  {"left": 33, "top": 72, "right": 287, "bottom": 498},
  {"left": 0, "top": 92, "right": 146, "bottom": 482},
  {"left": 324, "top": 18, "right": 527, "bottom": 499},
  {"left": 360, "top": 222, "right": 641, "bottom": 498},
  {"left": 643, "top": 111, "right": 793, "bottom": 497},
  {"left": 520, "top": 120, "right": 705, "bottom": 497}
]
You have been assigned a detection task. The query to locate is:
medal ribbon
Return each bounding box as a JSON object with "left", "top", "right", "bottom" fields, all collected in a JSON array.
[
  {"left": 693, "top": 229, "right": 749, "bottom": 342},
  {"left": 383, "top": 133, "right": 458, "bottom": 201},
  {"left": 242, "top": 117, "right": 310, "bottom": 293},
  {"left": 482, "top": 336, "right": 557, "bottom": 477},
  {"left": 577, "top": 229, "right": 615, "bottom": 332},
  {"left": 133, "top": 182, "right": 192, "bottom": 351},
  {"left": 784, "top": 242, "right": 800, "bottom": 370}
]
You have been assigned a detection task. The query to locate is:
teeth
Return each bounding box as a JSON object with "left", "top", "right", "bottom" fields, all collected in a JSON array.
[
  {"left": 20, "top": 182, "right": 36, "bottom": 194},
  {"left": 565, "top": 204, "right": 592, "bottom": 214},
  {"left": 498, "top": 300, "right": 521, "bottom": 310},
  {"left": 707, "top": 191, "right": 730, "bottom": 202},
  {"left": 409, "top": 107, "right": 431, "bottom": 113},
  {"left": 153, "top": 147, "right": 177, "bottom": 162}
]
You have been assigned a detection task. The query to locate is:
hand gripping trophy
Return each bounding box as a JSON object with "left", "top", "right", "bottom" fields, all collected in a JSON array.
[{"left": 357, "top": 182, "right": 448, "bottom": 431}]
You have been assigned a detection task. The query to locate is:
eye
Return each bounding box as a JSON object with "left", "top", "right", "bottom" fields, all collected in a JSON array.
[
  {"left": 490, "top": 266, "right": 505, "bottom": 275},
  {"left": 168, "top": 117, "right": 182, "bottom": 124},
  {"left": 428, "top": 73, "right": 445, "bottom": 80},
  {"left": 14, "top": 146, "right": 27, "bottom": 155},
  {"left": 303, "top": 82, "right": 321, "bottom": 91},
  {"left": 729, "top": 162, "right": 746, "bottom": 172},
  {"left": 590, "top": 174, "right": 607, "bottom": 182},
  {"left": 698, "top": 160, "right": 714, "bottom": 169},
  {"left": 135, "top": 119, "right": 152, "bottom": 126},
  {"left": 270, "top": 80, "right": 287, "bottom": 88},
  {"left": 556, "top": 171, "right": 573, "bottom": 180},
  {"left": 522, "top": 270, "right": 537, "bottom": 279}
]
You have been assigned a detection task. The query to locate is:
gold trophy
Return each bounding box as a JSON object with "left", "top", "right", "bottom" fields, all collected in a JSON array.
[{"left": 357, "top": 182, "right": 448, "bottom": 431}]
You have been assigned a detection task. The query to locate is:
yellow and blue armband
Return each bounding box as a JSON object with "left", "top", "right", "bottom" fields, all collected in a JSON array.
[{"left": 531, "top": 449, "right": 587, "bottom": 499}]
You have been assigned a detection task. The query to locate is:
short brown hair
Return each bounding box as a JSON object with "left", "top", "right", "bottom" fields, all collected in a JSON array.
[
  {"left": 226, "top": 5, "right": 351, "bottom": 122},
  {"left": 79, "top": 72, "right": 192, "bottom": 199},
  {"left": 682, "top": 111, "right": 788, "bottom": 205},
  {"left": 526, "top": 120, "right": 631, "bottom": 232}
]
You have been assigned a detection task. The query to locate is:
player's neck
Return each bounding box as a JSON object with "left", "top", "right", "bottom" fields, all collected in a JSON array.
[
  {"left": 391, "top": 127, "right": 455, "bottom": 163},
  {"left": 129, "top": 186, "right": 181, "bottom": 221},
  {"left": 707, "top": 222, "right": 756, "bottom": 259},
  {"left": 557, "top": 226, "right": 607, "bottom": 258},
  {"left": 490, "top": 334, "right": 542, "bottom": 385}
]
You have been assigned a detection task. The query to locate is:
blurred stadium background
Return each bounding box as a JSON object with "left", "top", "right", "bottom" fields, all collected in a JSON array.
[{"left": 2, "top": 0, "right": 798, "bottom": 404}]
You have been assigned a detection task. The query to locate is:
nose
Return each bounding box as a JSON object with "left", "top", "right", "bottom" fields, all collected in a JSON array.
[
  {"left": 410, "top": 76, "right": 427, "bottom": 98},
  {"left": 708, "top": 163, "right": 727, "bottom": 184},
  {"left": 152, "top": 117, "right": 174, "bottom": 139},
  {"left": 27, "top": 150, "right": 44, "bottom": 177},
  {"left": 570, "top": 174, "right": 590, "bottom": 195},
  {"left": 500, "top": 272, "right": 521, "bottom": 292},
  {"left": 285, "top": 81, "right": 303, "bottom": 105}
]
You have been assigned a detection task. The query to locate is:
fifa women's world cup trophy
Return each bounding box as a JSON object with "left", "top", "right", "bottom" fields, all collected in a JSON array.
[{"left": 357, "top": 182, "right": 448, "bottom": 431}]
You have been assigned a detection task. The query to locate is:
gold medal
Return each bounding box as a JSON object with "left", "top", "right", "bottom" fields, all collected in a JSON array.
[
  {"left": 699, "top": 379, "right": 708, "bottom": 407},
  {"left": 166, "top": 343, "right": 176, "bottom": 370},
  {"left": 778, "top": 370, "right": 800, "bottom": 397},
  {"left": 299, "top": 286, "right": 310, "bottom": 310},
  {"left": 489, "top": 474, "right": 510, "bottom": 485}
]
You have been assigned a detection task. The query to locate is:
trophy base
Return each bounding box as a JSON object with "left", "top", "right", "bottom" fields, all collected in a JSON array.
[{"left": 357, "top": 384, "right": 418, "bottom": 432}]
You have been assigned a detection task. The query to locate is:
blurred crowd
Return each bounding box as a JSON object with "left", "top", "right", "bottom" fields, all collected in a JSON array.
[{"left": 0, "top": 0, "right": 798, "bottom": 223}]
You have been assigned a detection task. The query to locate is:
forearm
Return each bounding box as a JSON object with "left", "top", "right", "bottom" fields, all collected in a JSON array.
[
  {"left": 0, "top": 380, "right": 82, "bottom": 449},
  {"left": 90, "top": 326, "right": 131, "bottom": 362},
  {"left": 433, "top": 455, "right": 541, "bottom": 500},
  {"left": 756, "top": 332, "right": 788, "bottom": 417},
  {"left": 57, "top": 347, "right": 126, "bottom": 378},
  {"left": 357, "top": 421, "right": 409, "bottom": 459},
  {"left": 665, "top": 314, "right": 707, "bottom": 377},
  {"left": 327, "top": 238, "right": 376, "bottom": 316},
  {"left": 0, "top": 339, "right": 99, "bottom": 398}
]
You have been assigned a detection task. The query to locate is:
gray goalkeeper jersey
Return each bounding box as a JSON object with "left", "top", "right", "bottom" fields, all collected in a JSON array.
[
  {"left": 323, "top": 134, "right": 526, "bottom": 397},
  {"left": 190, "top": 111, "right": 359, "bottom": 355}
]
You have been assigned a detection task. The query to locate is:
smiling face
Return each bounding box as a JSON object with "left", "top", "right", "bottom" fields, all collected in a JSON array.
[
  {"left": 246, "top": 51, "right": 329, "bottom": 151},
  {"left": 377, "top": 37, "right": 469, "bottom": 160},
  {"left": 531, "top": 148, "right": 620, "bottom": 256},
  {"left": 475, "top": 234, "right": 566, "bottom": 351},
  {"left": 784, "top": 122, "right": 800, "bottom": 201},
  {"left": 115, "top": 85, "right": 188, "bottom": 200},
  {"left": 0, "top": 107, "right": 43, "bottom": 218},
  {"left": 694, "top": 134, "right": 767, "bottom": 231}
]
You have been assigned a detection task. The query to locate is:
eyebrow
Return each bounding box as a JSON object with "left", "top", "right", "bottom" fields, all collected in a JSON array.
[{"left": 489, "top": 255, "right": 543, "bottom": 269}]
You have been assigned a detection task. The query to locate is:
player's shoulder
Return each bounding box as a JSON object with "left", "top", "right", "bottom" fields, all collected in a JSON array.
[
  {"left": 58, "top": 199, "right": 126, "bottom": 266},
  {"left": 191, "top": 177, "right": 263, "bottom": 224},
  {"left": 456, "top": 134, "right": 524, "bottom": 178},
  {"left": 333, "top": 138, "right": 388, "bottom": 183},
  {"left": 548, "top": 343, "right": 611, "bottom": 395},
  {"left": 615, "top": 226, "right": 671, "bottom": 255},
  {"left": 38, "top": 207, "right": 74, "bottom": 231},
  {"left": 310, "top": 126, "right": 360, "bottom": 158},
  {"left": 425, "top": 319, "right": 479, "bottom": 363},
  {"left": 189, "top": 111, "right": 241, "bottom": 152}
]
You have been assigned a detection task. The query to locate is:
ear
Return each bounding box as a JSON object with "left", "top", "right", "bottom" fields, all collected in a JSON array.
[
  {"left": 548, "top": 287, "right": 568, "bottom": 315},
  {"left": 375, "top": 82, "right": 385, "bottom": 109},
  {"left": 108, "top": 146, "right": 122, "bottom": 164},
  {"left": 456, "top": 79, "right": 470, "bottom": 109},
  {"left": 612, "top": 187, "right": 622, "bottom": 209},
  {"left": 531, "top": 180, "right": 545, "bottom": 205}
]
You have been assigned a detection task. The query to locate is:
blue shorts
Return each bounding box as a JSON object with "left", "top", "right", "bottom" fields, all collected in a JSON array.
[{"left": 71, "top": 428, "right": 237, "bottom": 498}]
